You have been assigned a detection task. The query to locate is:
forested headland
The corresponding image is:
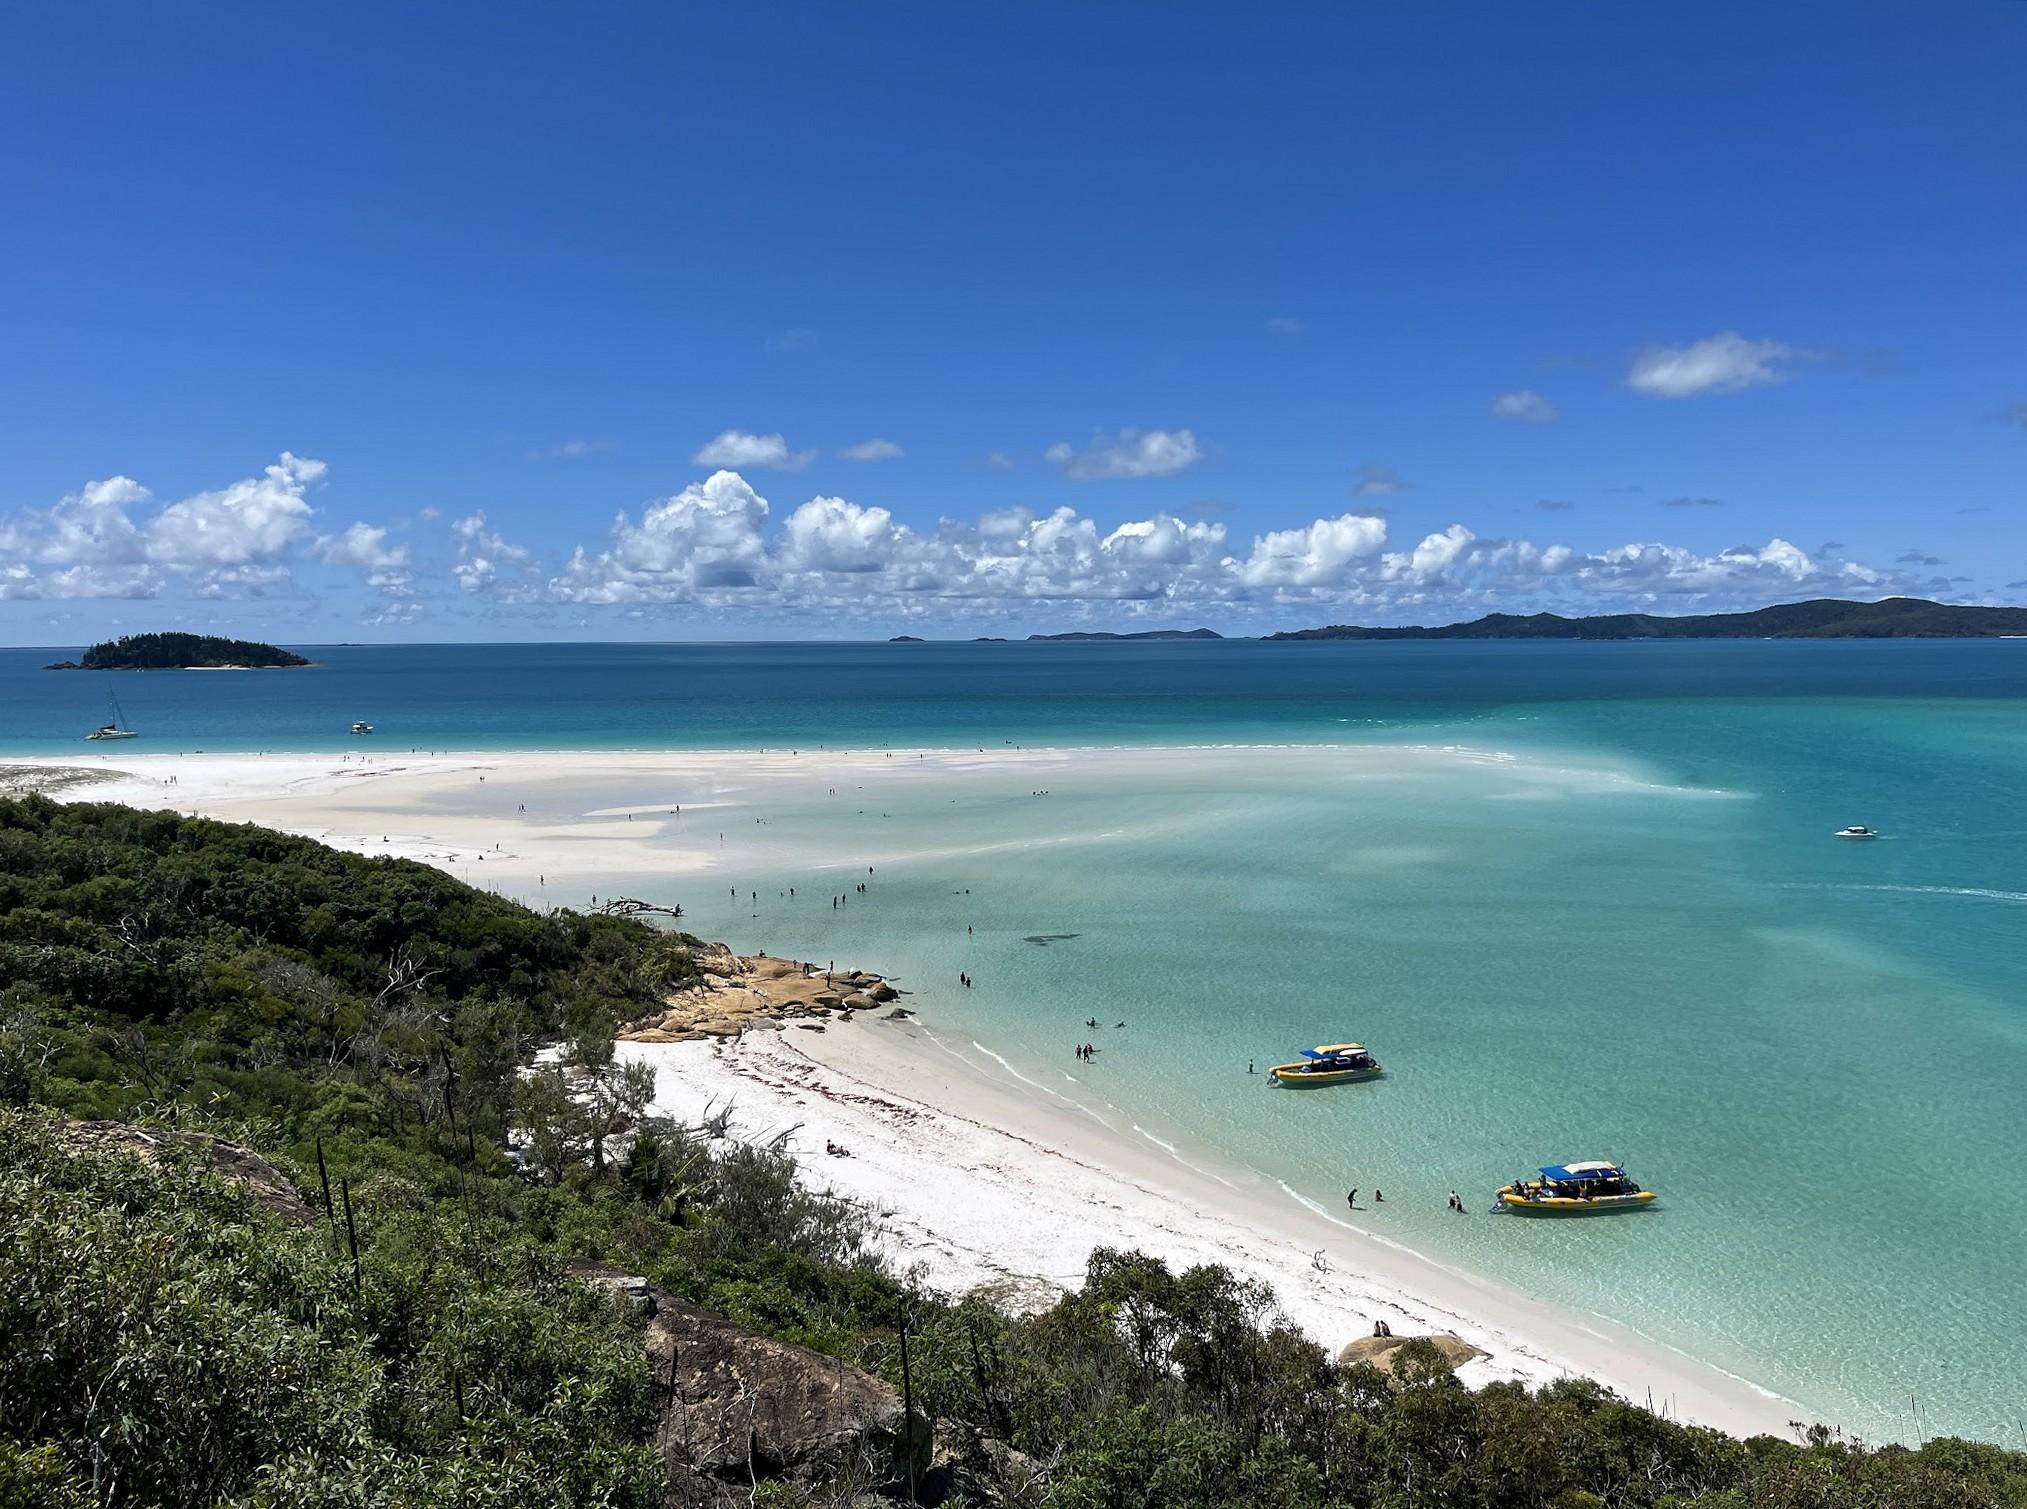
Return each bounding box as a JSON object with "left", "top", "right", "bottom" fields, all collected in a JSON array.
[
  {"left": 1265, "top": 597, "right": 2027, "bottom": 641},
  {"left": 3, "top": 796, "right": 2023, "bottom": 1507}
]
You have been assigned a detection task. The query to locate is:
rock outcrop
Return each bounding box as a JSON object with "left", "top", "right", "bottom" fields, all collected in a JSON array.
[
  {"left": 1337, "top": 1332, "right": 1488, "bottom": 1376},
  {"left": 566, "top": 1258, "right": 657, "bottom": 1315},
  {"left": 640, "top": 1289, "right": 925, "bottom": 1500},
  {"left": 59, "top": 1120, "right": 318, "bottom": 1226},
  {"left": 619, "top": 945, "right": 906, "bottom": 1042}
]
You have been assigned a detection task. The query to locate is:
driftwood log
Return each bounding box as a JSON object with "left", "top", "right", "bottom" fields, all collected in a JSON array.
[{"left": 591, "top": 896, "right": 685, "bottom": 920}]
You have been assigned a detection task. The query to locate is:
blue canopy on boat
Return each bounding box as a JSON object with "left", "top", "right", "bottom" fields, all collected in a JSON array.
[
  {"left": 1301, "top": 1048, "right": 1362, "bottom": 1061},
  {"left": 1540, "top": 1163, "right": 1623, "bottom": 1182}
]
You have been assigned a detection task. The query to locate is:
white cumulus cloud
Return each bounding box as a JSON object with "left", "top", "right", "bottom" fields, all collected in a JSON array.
[
  {"left": 316, "top": 522, "right": 414, "bottom": 597},
  {"left": 1490, "top": 390, "right": 1559, "bottom": 423},
  {"left": 1626, "top": 332, "right": 1799, "bottom": 398},
  {"left": 0, "top": 453, "right": 341, "bottom": 600},
  {"left": 840, "top": 438, "right": 905, "bottom": 462},
  {"left": 1353, "top": 464, "right": 1406, "bottom": 498},
  {"left": 145, "top": 452, "right": 324, "bottom": 569},
  {"left": 1238, "top": 513, "right": 1389, "bottom": 588},
  {"left": 691, "top": 430, "right": 814, "bottom": 471},
  {"left": 452, "top": 512, "right": 535, "bottom": 597},
  {"left": 1045, "top": 428, "right": 1202, "bottom": 480},
  {"left": 779, "top": 496, "right": 907, "bottom": 574},
  {"left": 553, "top": 471, "right": 772, "bottom": 602}
]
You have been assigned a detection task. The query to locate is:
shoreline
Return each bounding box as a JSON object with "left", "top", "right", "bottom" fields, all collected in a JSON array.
[
  {"left": 622, "top": 1020, "right": 1798, "bottom": 1438},
  {"left": 8, "top": 744, "right": 1804, "bottom": 1437}
]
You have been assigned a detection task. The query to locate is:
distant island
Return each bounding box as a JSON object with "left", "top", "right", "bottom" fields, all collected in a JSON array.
[
  {"left": 888, "top": 634, "right": 925, "bottom": 643},
  {"left": 46, "top": 632, "right": 313, "bottom": 670},
  {"left": 1266, "top": 597, "right": 2027, "bottom": 642},
  {"left": 1027, "top": 628, "right": 1223, "bottom": 642}
]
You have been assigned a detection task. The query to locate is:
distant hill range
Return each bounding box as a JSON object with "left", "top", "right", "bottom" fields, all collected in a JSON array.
[
  {"left": 1265, "top": 598, "right": 2027, "bottom": 642},
  {"left": 47, "top": 632, "right": 312, "bottom": 670},
  {"left": 1026, "top": 628, "right": 1223, "bottom": 642}
]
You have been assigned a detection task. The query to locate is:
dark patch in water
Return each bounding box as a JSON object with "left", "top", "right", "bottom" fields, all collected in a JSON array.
[{"left": 1022, "top": 933, "right": 1080, "bottom": 946}]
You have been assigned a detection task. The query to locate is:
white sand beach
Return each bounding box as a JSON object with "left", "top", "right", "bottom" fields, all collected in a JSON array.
[{"left": 19, "top": 745, "right": 1803, "bottom": 1438}]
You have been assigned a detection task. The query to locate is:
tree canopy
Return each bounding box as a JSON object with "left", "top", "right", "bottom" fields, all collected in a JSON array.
[{"left": 48, "top": 632, "right": 313, "bottom": 669}]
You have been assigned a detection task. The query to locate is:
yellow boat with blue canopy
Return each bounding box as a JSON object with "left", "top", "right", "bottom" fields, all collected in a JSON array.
[
  {"left": 1497, "top": 1161, "right": 1655, "bottom": 1214},
  {"left": 1268, "top": 1043, "right": 1383, "bottom": 1086}
]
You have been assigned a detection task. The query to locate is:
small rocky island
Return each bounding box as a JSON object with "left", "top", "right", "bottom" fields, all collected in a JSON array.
[{"left": 47, "top": 632, "right": 312, "bottom": 670}]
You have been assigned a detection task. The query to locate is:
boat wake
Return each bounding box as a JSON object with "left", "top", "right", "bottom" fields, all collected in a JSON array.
[{"left": 1784, "top": 881, "right": 2027, "bottom": 907}]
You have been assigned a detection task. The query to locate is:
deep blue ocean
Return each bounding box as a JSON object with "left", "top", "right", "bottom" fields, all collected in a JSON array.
[{"left": 7, "top": 636, "right": 2027, "bottom": 752}]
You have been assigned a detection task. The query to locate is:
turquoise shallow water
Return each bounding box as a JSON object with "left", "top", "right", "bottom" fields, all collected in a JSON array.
[{"left": 6, "top": 639, "right": 2027, "bottom": 1442}]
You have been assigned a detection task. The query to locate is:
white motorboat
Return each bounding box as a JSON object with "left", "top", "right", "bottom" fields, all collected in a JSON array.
[
  {"left": 1834, "top": 825, "right": 1878, "bottom": 840},
  {"left": 350, "top": 721, "right": 374, "bottom": 735}
]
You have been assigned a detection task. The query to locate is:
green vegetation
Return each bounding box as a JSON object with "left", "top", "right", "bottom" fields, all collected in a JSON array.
[
  {"left": 1266, "top": 596, "right": 2027, "bottom": 641},
  {"left": 46, "top": 632, "right": 313, "bottom": 670},
  {"left": 5, "top": 794, "right": 2025, "bottom": 1507}
]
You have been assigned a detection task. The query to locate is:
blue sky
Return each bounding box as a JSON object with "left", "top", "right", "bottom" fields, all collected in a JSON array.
[{"left": 1, "top": 1, "right": 2022, "bottom": 643}]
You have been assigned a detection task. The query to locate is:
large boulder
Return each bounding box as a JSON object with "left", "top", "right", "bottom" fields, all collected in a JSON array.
[
  {"left": 566, "top": 1258, "right": 657, "bottom": 1316},
  {"left": 1337, "top": 1332, "right": 1487, "bottom": 1376},
  {"left": 644, "top": 1293, "right": 924, "bottom": 1495},
  {"left": 59, "top": 1120, "right": 317, "bottom": 1226}
]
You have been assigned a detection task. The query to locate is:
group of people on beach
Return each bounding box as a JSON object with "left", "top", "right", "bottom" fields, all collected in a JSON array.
[
  {"left": 1075, "top": 1042, "right": 1097, "bottom": 1061},
  {"left": 1345, "top": 1186, "right": 1472, "bottom": 1215}
]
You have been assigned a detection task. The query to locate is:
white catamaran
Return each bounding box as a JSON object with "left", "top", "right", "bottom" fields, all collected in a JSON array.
[{"left": 86, "top": 690, "right": 138, "bottom": 741}]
